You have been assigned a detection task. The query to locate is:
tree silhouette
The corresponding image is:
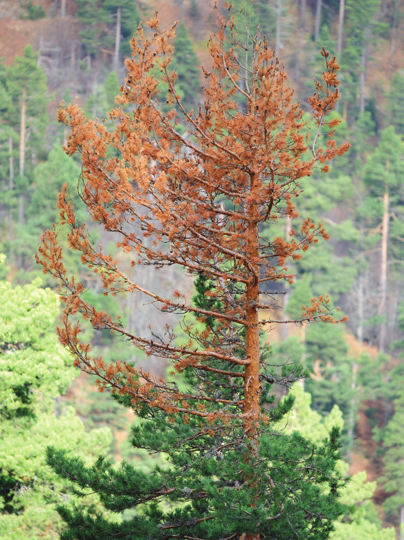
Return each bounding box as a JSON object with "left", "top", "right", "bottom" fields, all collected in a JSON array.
[{"left": 38, "top": 7, "right": 350, "bottom": 540}]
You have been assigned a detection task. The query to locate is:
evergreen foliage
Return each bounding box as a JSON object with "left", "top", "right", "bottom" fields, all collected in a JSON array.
[
  {"left": 387, "top": 71, "right": 404, "bottom": 136},
  {"left": 0, "top": 263, "right": 112, "bottom": 539},
  {"left": 381, "top": 395, "right": 404, "bottom": 521},
  {"left": 75, "top": 0, "right": 140, "bottom": 62},
  {"left": 170, "top": 20, "right": 201, "bottom": 111}
]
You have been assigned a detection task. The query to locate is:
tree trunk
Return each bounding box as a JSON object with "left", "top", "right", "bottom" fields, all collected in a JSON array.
[
  {"left": 244, "top": 172, "right": 261, "bottom": 447},
  {"left": 346, "top": 360, "right": 358, "bottom": 456},
  {"left": 16, "top": 194, "right": 24, "bottom": 268},
  {"left": 359, "top": 46, "right": 366, "bottom": 114},
  {"left": 244, "top": 175, "right": 261, "bottom": 540},
  {"left": 70, "top": 40, "right": 76, "bottom": 72},
  {"left": 337, "top": 0, "right": 345, "bottom": 58},
  {"left": 59, "top": 0, "right": 66, "bottom": 67},
  {"left": 314, "top": 0, "right": 322, "bottom": 42},
  {"left": 300, "top": 0, "right": 306, "bottom": 30},
  {"left": 357, "top": 270, "right": 364, "bottom": 345},
  {"left": 378, "top": 188, "right": 389, "bottom": 352},
  {"left": 244, "top": 270, "right": 260, "bottom": 441},
  {"left": 19, "top": 87, "right": 26, "bottom": 179},
  {"left": 17, "top": 87, "right": 27, "bottom": 268},
  {"left": 390, "top": 24, "right": 397, "bottom": 56},
  {"left": 346, "top": 269, "right": 365, "bottom": 454},
  {"left": 113, "top": 6, "right": 121, "bottom": 72},
  {"left": 8, "top": 137, "right": 14, "bottom": 259},
  {"left": 275, "top": 0, "right": 282, "bottom": 56}
]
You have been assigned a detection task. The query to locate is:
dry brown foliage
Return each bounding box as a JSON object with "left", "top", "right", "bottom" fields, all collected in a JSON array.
[{"left": 37, "top": 6, "right": 349, "bottom": 441}]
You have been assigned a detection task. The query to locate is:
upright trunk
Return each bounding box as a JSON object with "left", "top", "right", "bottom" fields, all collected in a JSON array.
[
  {"left": 70, "top": 41, "right": 76, "bottom": 71},
  {"left": 8, "top": 137, "right": 14, "bottom": 259},
  {"left": 113, "top": 6, "right": 121, "bottom": 72},
  {"left": 337, "top": 0, "right": 345, "bottom": 58},
  {"left": 244, "top": 175, "right": 261, "bottom": 540},
  {"left": 359, "top": 46, "right": 366, "bottom": 114},
  {"left": 275, "top": 0, "right": 282, "bottom": 56},
  {"left": 19, "top": 87, "right": 26, "bottom": 179},
  {"left": 347, "top": 231, "right": 366, "bottom": 454},
  {"left": 346, "top": 360, "right": 358, "bottom": 457},
  {"left": 390, "top": 25, "right": 397, "bottom": 56},
  {"left": 17, "top": 87, "right": 26, "bottom": 268},
  {"left": 314, "top": 0, "right": 322, "bottom": 42},
  {"left": 300, "top": 0, "right": 306, "bottom": 30},
  {"left": 59, "top": 0, "right": 66, "bottom": 67},
  {"left": 244, "top": 181, "right": 261, "bottom": 446},
  {"left": 378, "top": 188, "right": 389, "bottom": 352},
  {"left": 357, "top": 270, "right": 364, "bottom": 346},
  {"left": 244, "top": 277, "right": 260, "bottom": 439}
]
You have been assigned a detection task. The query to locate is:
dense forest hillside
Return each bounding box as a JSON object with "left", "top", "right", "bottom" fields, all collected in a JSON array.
[{"left": 0, "top": 0, "right": 404, "bottom": 538}]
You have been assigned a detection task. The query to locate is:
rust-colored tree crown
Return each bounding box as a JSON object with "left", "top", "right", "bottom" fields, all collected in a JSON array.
[{"left": 37, "top": 6, "right": 349, "bottom": 438}]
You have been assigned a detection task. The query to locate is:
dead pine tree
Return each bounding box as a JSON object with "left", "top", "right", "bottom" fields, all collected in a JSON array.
[{"left": 38, "top": 6, "right": 350, "bottom": 540}]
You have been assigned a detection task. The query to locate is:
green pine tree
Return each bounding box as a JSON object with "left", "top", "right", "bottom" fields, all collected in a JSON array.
[
  {"left": 380, "top": 395, "right": 404, "bottom": 534},
  {"left": 0, "top": 260, "right": 112, "bottom": 539},
  {"left": 168, "top": 19, "right": 201, "bottom": 112},
  {"left": 387, "top": 71, "right": 404, "bottom": 136},
  {"left": 1, "top": 45, "right": 50, "bottom": 269},
  {"left": 75, "top": 0, "right": 140, "bottom": 65}
]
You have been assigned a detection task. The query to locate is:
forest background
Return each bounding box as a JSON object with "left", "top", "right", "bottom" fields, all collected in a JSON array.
[{"left": 0, "top": 0, "right": 404, "bottom": 538}]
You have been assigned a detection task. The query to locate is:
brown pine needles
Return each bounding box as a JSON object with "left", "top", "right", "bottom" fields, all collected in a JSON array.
[{"left": 37, "top": 6, "right": 349, "bottom": 446}]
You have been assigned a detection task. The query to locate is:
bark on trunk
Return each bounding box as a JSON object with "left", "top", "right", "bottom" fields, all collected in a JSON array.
[
  {"left": 390, "top": 25, "right": 397, "bottom": 56},
  {"left": 357, "top": 270, "right": 364, "bottom": 345},
  {"left": 113, "top": 6, "right": 121, "bottom": 72},
  {"left": 359, "top": 47, "right": 366, "bottom": 114},
  {"left": 244, "top": 174, "right": 261, "bottom": 447},
  {"left": 70, "top": 41, "right": 76, "bottom": 71},
  {"left": 314, "top": 0, "right": 322, "bottom": 42},
  {"left": 337, "top": 0, "right": 345, "bottom": 58},
  {"left": 300, "top": 0, "right": 306, "bottom": 30},
  {"left": 8, "top": 137, "right": 14, "bottom": 259},
  {"left": 275, "top": 0, "right": 282, "bottom": 56},
  {"left": 17, "top": 194, "right": 24, "bottom": 268},
  {"left": 59, "top": 0, "right": 66, "bottom": 67},
  {"left": 378, "top": 188, "right": 389, "bottom": 352},
  {"left": 19, "top": 87, "right": 26, "bottom": 179},
  {"left": 17, "top": 87, "right": 26, "bottom": 268},
  {"left": 346, "top": 360, "right": 358, "bottom": 456}
]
